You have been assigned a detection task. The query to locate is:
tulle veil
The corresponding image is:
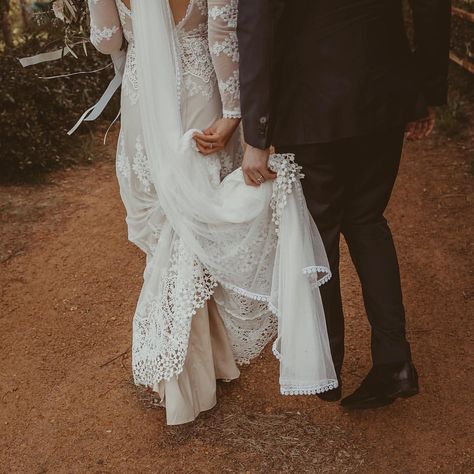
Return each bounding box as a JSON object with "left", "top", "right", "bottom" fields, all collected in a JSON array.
[{"left": 131, "top": 0, "right": 338, "bottom": 395}]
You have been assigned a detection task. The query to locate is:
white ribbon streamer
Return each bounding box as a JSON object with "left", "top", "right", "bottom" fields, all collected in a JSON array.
[
  {"left": 18, "top": 45, "right": 74, "bottom": 67},
  {"left": 39, "top": 62, "right": 112, "bottom": 80},
  {"left": 19, "top": 43, "right": 125, "bottom": 136},
  {"left": 67, "top": 51, "right": 126, "bottom": 135}
]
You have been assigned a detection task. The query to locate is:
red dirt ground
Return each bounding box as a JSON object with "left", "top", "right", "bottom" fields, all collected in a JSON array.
[{"left": 1, "top": 128, "right": 473, "bottom": 473}]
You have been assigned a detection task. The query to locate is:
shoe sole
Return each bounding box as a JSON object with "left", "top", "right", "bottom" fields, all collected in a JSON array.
[
  {"left": 395, "top": 379, "right": 420, "bottom": 399},
  {"left": 342, "top": 387, "right": 419, "bottom": 410},
  {"left": 317, "top": 391, "right": 342, "bottom": 402},
  {"left": 398, "top": 387, "right": 419, "bottom": 399},
  {"left": 342, "top": 396, "right": 396, "bottom": 410}
]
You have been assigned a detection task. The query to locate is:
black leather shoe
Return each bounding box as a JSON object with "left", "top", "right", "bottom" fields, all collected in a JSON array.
[
  {"left": 318, "top": 376, "right": 342, "bottom": 402},
  {"left": 341, "top": 362, "right": 419, "bottom": 410}
]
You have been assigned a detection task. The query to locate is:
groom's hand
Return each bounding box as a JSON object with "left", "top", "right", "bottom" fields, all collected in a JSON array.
[
  {"left": 242, "top": 145, "right": 276, "bottom": 187},
  {"left": 406, "top": 107, "right": 437, "bottom": 140}
]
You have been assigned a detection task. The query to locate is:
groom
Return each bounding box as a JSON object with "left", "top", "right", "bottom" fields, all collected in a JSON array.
[{"left": 237, "top": 0, "right": 451, "bottom": 409}]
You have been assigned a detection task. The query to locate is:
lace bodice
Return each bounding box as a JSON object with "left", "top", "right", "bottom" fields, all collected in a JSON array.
[
  {"left": 88, "top": 0, "right": 240, "bottom": 117},
  {"left": 176, "top": 0, "right": 240, "bottom": 116}
]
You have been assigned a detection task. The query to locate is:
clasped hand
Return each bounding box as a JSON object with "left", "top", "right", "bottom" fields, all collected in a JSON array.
[
  {"left": 405, "top": 107, "right": 437, "bottom": 140},
  {"left": 193, "top": 117, "right": 240, "bottom": 155},
  {"left": 193, "top": 118, "right": 277, "bottom": 187}
]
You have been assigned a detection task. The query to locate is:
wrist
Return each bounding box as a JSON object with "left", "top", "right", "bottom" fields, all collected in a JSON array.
[
  {"left": 248, "top": 144, "right": 270, "bottom": 153},
  {"left": 222, "top": 116, "right": 241, "bottom": 124}
]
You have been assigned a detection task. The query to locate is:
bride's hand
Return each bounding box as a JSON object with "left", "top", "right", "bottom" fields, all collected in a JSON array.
[{"left": 193, "top": 117, "right": 240, "bottom": 155}]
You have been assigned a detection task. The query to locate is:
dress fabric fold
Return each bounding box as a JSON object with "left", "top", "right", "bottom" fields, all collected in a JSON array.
[
  {"left": 156, "top": 299, "right": 240, "bottom": 426},
  {"left": 88, "top": 0, "right": 338, "bottom": 425}
]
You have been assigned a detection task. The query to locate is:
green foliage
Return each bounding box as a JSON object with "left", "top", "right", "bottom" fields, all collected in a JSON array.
[
  {"left": 437, "top": 91, "right": 469, "bottom": 138},
  {"left": 453, "top": 0, "right": 474, "bottom": 14},
  {"left": 437, "top": 56, "right": 474, "bottom": 138},
  {"left": 0, "top": 6, "right": 118, "bottom": 184}
]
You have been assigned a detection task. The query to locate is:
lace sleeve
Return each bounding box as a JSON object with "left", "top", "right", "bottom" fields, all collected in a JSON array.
[
  {"left": 208, "top": 0, "right": 241, "bottom": 118},
  {"left": 88, "top": 0, "right": 123, "bottom": 54}
]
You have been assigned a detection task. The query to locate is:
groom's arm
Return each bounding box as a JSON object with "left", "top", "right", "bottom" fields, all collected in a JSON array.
[
  {"left": 237, "top": 0, "right": 278, "bottom": 150},
  {"left": 409, "top": 0, "right": 451, "bottom": 110}
]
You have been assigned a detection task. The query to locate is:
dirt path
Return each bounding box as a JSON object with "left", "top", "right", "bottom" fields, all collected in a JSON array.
[{"left": 1, "top": 130, "right": 473, "bottom": 473}]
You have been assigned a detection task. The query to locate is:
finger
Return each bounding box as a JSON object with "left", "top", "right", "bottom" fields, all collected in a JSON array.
[
  {"left": 193, "top": 132, "right": 222, "bottom": 143},
  {"left": 243, "top": 167, "right": 264, "bottom": 183},
  {"left": 405, "top": 122, "right": 415, "bottom": 138},
  {"left": 412, "top": 122, "right": 422, "bottom": 140},
  {"left": 419, "top": 120, "right": 431, "bottom": 139},
  {"left": 251, "top": 172, "right": 265, "bottom": 184},
  {"left": 425, "top": 119, "right": 435, "bottom": 137},
  {"left": 243, "top": 168, "right": 262, "bottom": 185},
  {"left": 259, "top": 168, "right": 278, "bottom": 180},
  {"left": 246, "top": 167, "right": 276, "bottom": 184},
  {"left": 197, "top": 144, "right": 224, "bottom": 156},
  {"left": 419, "top": 120, "right": 430, "bottom": 138},
  {"left": 194, "top": 137, "right": 224, "bottom": 150},
  {"left": 193, "top": 132, "right": 215, "bottom": 142},
  {"left": 405, "top": 122, "right": 416, "bottom": 140},
  {"left": 194, "top": 136, "right": 214, "bottom": 148},
  {"left": 194, "top": 137, "right": 224, "bottom": 152},
  {"left": 196, "top": 141, "right": 218, "bottom": 155},
  {"left": 244, "top": 172, "right": 259, "bottom": 187},
  {"left": 196, "top": 142, "right": 209, "bottom": 154},
  {"left": 253, "top": 170, "right": 275, "bottom": 185},
  {"left": 195, "top": 133, "right": 220, "bottom": 143},
  {"left": 194, "top": 139, "right": 211, "bottom": 151}
]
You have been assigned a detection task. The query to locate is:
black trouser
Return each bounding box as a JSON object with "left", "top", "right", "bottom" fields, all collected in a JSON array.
[{"left": 277, "top": 128, "right": 412, "bottom": 375}]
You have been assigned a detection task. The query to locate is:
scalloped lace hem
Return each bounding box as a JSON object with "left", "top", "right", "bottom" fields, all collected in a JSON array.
[
  {"left": 279, "top": 379, "right": 339, "bottom": 396},
  {"left": 219, "top": 264, "right": 332, "bottom": 308},
  {"left": 302, "top": 265, "right": 332, "bottom": 287},
  {"left": 272, "top": 339, "right": 338, "bottom": 395},
  {"left": 220, "top": 282, "right": 270, "bottom": 303}
]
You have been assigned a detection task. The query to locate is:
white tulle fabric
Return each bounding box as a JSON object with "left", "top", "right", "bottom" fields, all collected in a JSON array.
[{"left": 131, "top": 0, "right": 338, "bottom": 395}]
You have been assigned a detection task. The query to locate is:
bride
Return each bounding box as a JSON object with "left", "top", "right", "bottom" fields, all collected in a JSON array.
[{"left": 88, "top": 0, "right": 337, "bottom": 425}]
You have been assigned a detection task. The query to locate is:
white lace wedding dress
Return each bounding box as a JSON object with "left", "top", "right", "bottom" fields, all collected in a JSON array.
[{"left": 89, "top": 0, "right": 337, "bottom": 426}]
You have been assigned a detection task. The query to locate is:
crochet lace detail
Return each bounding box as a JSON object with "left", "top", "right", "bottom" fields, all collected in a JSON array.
[{"left": 132, "top": 238, "right": 218, "bottom": 386}]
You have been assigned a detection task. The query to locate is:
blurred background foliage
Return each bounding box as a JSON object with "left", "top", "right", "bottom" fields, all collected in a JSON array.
[
  {"left": 0, "top": 0, "right": 118, "bottom": 184},
  {"left": 402, "top": 0, "right": 474, "bottom": 137},
  {"left": 438, "top": 0, "right": 474, "bottom": 137},
  {"left": 0, "top": 0, "right": 473, "bottom": 184}
]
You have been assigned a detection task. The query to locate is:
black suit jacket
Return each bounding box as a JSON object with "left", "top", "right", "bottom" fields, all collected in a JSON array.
[{"left": 237, "top": 0, "right": 451, "bottom": 149}]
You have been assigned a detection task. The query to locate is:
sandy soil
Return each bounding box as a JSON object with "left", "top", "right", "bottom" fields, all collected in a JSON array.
[{"left": 0, "top": 129, "right": 473, "bottom": 473}]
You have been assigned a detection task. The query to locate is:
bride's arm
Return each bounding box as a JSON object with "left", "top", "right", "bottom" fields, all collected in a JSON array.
[
  {"left": 88, "top": 0, "right": 123, "bottom": 54},
  {"left": 208, "top": 0, "right": 241, "bottom": 119},
  {"left": 194, "top": 0, "right": 241, "bottom": 155}
]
